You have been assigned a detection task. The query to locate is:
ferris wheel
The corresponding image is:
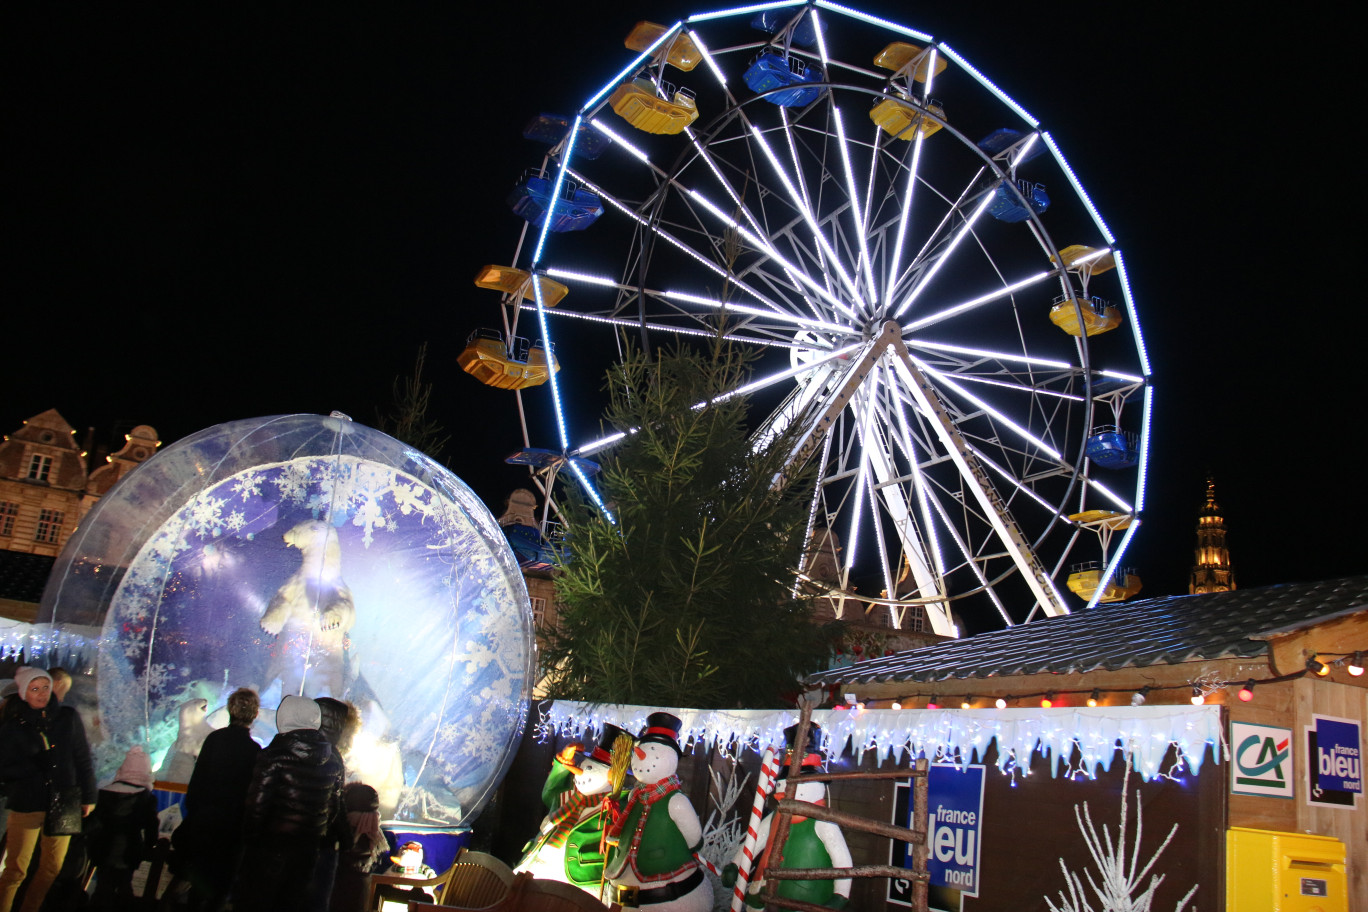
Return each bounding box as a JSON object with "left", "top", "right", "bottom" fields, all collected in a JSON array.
[{"left": 464, "top": 1, "right": 1152, "bottom": 635}]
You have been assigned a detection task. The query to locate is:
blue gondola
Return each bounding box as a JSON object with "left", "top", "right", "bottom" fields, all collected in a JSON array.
[
  {"left": 977, "top": 128, "right": 1046, "bottom": 165},
  {"left": 1086, "top": 426, "right": 1140, "bottom": 469},
  {"left": 743, "top": 51, "right": 824, "bottom": 107},
  {"left": 989, "top": 178, "right": 1050, "bottom": 222},
  {"left": 504, "top": 447, "right": 602, "bottom": 478},
  {"left": 751, "top": 9, "right": 823, "bottom": 47},
  {"left": 502, "top": 522, "right": 566, "bottom": 571},
  {"left": 507, "top": 171, "right": 604, "bottom": 232},
  {"left": 521, "top": 113, "right": 610, "bottom": 160}
]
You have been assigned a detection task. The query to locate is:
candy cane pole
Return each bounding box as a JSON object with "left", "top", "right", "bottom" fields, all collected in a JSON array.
[{"left": 729, "top": 746, "right": 781, "bottom": 912}]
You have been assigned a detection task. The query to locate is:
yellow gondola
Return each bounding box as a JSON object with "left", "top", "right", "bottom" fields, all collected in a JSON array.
[
  {"left": 1051, "top": 244, "right": 1116, "bottom": 275},
  {"left": 458, "top": 331, "right": 559, "bottom": 391},
  {"left": 870, "top": 93, "right": 944, "bottom": 140},
  {"left": 473, "top": 265, "right": 569, "bottom": 307},
  {"left": 872, "top": 42, "right": 947, "bottom": 83},
  {"left": 610, "top": 79, "right": 699, "bottom": 135},
  {"left": 624, "top": 21, "right": 703, "bottom": 71},
  {"left": 1067, "top": 566, "right": 1142, "bottom": 603},
  {"left": 1067, "top": 510, "right": 1133, "bottom": 530},
  {"left": 1050, "top": 295, "right": 1122, "bottom": 337}
]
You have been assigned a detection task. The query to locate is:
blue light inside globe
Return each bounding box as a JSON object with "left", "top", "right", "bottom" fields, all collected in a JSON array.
[{"left": 40, "top": 413, "right": 534, "bottom": 827}]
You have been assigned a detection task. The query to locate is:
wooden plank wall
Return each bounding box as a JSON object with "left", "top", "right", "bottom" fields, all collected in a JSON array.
[
  {"left": 1296, "top": 679, "right": 1366, "bottom": 908},
  {"left": 1230, "top": 678, "right": 1367, "bottom": 908}
]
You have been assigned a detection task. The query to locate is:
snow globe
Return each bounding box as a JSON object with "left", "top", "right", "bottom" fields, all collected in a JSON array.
[{"left": 39, "top": 412, "right": 534, "bottom": 827}]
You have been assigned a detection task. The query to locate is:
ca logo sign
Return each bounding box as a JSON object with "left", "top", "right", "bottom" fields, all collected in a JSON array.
[{"left": 1231, "top": 722, "right": 1293, "bottom": 798}]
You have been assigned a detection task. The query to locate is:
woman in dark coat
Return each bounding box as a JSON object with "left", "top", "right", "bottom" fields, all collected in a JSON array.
[
  {"left": 0, "top": 666, "right": 97, "bottom": 912},
  {"left": 174, "top": 686, "right": 262, "bottom": 911}
]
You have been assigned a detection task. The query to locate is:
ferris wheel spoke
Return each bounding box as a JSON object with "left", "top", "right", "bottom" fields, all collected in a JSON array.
[
  {"left": 681, "top": 184, "right": 854, "bottom": 322},
  {"left": 916, "top": 479, "right": 1015, "bottom": 628},
  {"left": 900, "top": 269, "right": 1057, "bottom": 333},
  {"left": 829, "top": 105, "right": 879, "bottom": 303},
  {"left": 884, "top": 134, "right": 929, "bottom": 305},
  {"left": 893, "top": 190, "right": 998, "bottom": 319},
  {"left": 749, "top": 123, "right": 865, "bottom": 307},
  {"left": 778, "top": 109, "right": 841, "bottom": 306},
  {"left": 521, "top": 300, "right": 804, "bottom": 350},
  {"left": 577, "top": 174, "right": 822, "bottom": 327},
  {"left": 679, "top": 123, "right": 830, "bottom": 323},
  {"left": 917, "top": 361, "right": 1064, "bottom": 462}
]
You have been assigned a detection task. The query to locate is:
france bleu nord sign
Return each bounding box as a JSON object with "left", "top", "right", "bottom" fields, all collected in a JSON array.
[
  {"left": 1230, "top": 721, "right": 1293, "bottom": 798},
  {"left": 890, "top": 764, "right": 986, "bottom": 906},
  {"left": 1314, "top": 716, "right": 1362, "bottom": 794},
  {"left": 1306, "top": 714, "right": 1362, "bottom": 809}
]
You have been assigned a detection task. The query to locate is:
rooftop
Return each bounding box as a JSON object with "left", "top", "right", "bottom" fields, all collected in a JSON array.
[{"left": 808, "top": 575, "right": 1368, "bottom": 686}]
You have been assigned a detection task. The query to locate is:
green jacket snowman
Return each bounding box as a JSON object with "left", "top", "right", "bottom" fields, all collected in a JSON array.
[
  {"left": 603, "top": 712, "right": 711, "bottom": 911},
  {"left": 724, "top": 723, "right": 852, "bottom": 909},
  {"left": 516, "top": 724, "right": 626, "bottom": 889}
]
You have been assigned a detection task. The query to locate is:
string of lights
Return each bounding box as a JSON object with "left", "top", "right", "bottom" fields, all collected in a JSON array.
[{"left": 857, "top": 646, "right": 1366, "bottom": 711}]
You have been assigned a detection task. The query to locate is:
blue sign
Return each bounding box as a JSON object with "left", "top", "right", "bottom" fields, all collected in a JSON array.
[
  {"left": 927, "top": 765, "right": 985, "bottom": 896},
  {"left": 889, "top": 764, "right": 985, "bottom": 905},
  {"left": 1315, "top": 717, "right": 1362, "bottom": 795}
]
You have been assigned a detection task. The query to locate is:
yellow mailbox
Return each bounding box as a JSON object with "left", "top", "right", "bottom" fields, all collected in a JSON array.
[{"left": 1227, "top": 827, "right": 1347, "bottom": 912}]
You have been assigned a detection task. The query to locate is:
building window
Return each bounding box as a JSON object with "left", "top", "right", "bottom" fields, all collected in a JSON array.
[
  {"left": 0, "top": 502, "right": 17, "bottom": 537},
  {"left": 36, "top": 509, "right": 64, "bottom": 544},
  {"left": 530, "top": 596, "right": 547, "bottom": 627},
  {"left": 27, "top": 454, "right": 53, "bottom": 482}
]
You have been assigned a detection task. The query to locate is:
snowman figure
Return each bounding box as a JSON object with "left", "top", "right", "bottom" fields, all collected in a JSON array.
[
  {"left": 603, "top": 713, "right": 710, "bottom": 912},
  {"left": 724, "top": 724, "right": 851, "bottom": 909},
  {"left": 517, "top": 724, "right": 627, "bottom": 889}
]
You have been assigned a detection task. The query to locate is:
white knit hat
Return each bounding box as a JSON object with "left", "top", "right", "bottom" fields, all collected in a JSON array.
[
  {"left": 13, "top": 666, "right": 52, "bottom": 696},
  {"left": 276, "top": 694, "right": 321, "bottom": 733}
]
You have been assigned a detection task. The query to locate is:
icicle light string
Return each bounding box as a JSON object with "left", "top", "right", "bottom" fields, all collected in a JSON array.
[{"left": 542, "top": 701, "right": 1226, "bottom": 783}]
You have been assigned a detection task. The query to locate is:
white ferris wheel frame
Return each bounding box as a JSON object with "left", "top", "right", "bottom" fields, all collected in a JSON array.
[{"left": 493, "top": 0, "right": 1153, "bottom": 637}]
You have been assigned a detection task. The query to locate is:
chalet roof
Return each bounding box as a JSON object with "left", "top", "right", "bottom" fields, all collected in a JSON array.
[
  {"left": 0, "top": 550, "right": 56, "bottom": 604},
  {"left": 808, "top": 575, "right": 1368, "bottom": 686}
]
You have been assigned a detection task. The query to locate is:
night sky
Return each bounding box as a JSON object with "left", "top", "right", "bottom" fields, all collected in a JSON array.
[{"left": 7, "top": 3, "right": 1358, "bottom": 628}]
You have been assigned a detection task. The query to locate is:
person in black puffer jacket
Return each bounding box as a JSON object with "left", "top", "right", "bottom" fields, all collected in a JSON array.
[
  {"left": 0, "top": 666, "right": 98, "bottom": 912},
  {"left": 231, "top": 695, "right": 345, "bottom": 912}
]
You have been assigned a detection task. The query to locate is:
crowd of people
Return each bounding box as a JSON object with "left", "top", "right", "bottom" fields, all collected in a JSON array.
[{"left": 0, "top": 668, "right": 389, "bottom": 912}]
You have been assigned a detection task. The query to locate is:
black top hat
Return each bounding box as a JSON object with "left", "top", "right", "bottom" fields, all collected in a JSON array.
[
  {"left": 586, "top": 723, "right": 630, "bottom": 765},
  {"left": 776, "top": 722, "right": 825, "bottom": 779},
  {"left": 636, "top": 711, "right": 683, "bottom": 755}
]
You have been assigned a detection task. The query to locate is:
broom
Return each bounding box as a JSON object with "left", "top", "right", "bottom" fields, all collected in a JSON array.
[{"left": 599, "top": 730, "right": 637, "bottom": 896}]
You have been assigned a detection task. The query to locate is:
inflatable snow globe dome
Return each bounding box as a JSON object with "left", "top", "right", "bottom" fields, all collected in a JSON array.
[{"left": 40, "top": 412, "right": 535, "bottom": 827}]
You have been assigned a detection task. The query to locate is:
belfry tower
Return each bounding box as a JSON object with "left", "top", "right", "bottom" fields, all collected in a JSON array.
[{"left": 1189, "top": 476, "right": 1235, "bottom": 594}]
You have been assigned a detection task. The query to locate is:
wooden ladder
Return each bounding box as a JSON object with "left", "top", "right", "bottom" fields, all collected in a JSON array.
[{"left": 759, "top": 696, "right": 930, "bottom": 912}]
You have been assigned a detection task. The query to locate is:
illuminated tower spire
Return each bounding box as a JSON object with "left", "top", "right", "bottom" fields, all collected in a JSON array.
[{"left": 1189, "top": 475, "right": 1235, "bottom": 594}]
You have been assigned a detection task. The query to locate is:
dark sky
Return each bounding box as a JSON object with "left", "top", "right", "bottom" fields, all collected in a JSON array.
[{"left": 7, "top": 3, "right": 1358, "bottom": 624}]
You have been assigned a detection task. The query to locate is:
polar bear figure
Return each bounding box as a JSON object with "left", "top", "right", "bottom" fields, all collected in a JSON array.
[{"left": 260, "top": 519, "right": 356, "bottom": 697}]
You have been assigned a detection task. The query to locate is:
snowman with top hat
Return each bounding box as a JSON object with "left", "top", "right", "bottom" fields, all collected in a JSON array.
[
  {"left": 602, "top": 712, "right": 711, "bottom": 911},
  {"left": 723, "top": 723, "right": 852, "bottom": 909},
  {"left": 517, "top": 723, "right": 629, "bottom": 890}
]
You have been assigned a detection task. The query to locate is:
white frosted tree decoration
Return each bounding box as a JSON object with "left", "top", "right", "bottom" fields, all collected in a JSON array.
[
  {"left": 700, "top": 761, "right": 750, "bottom": 869},
  {"left": 1045, "top": 756, "right": 1199, "bottom": 912}
]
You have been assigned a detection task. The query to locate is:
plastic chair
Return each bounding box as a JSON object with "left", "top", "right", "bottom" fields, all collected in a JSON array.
[
  {"left": 509, "top": 876, "right": 623, "bottom": 911},
  {"left": 373, "top": 848, "right": 517, "bottom": 911}
]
